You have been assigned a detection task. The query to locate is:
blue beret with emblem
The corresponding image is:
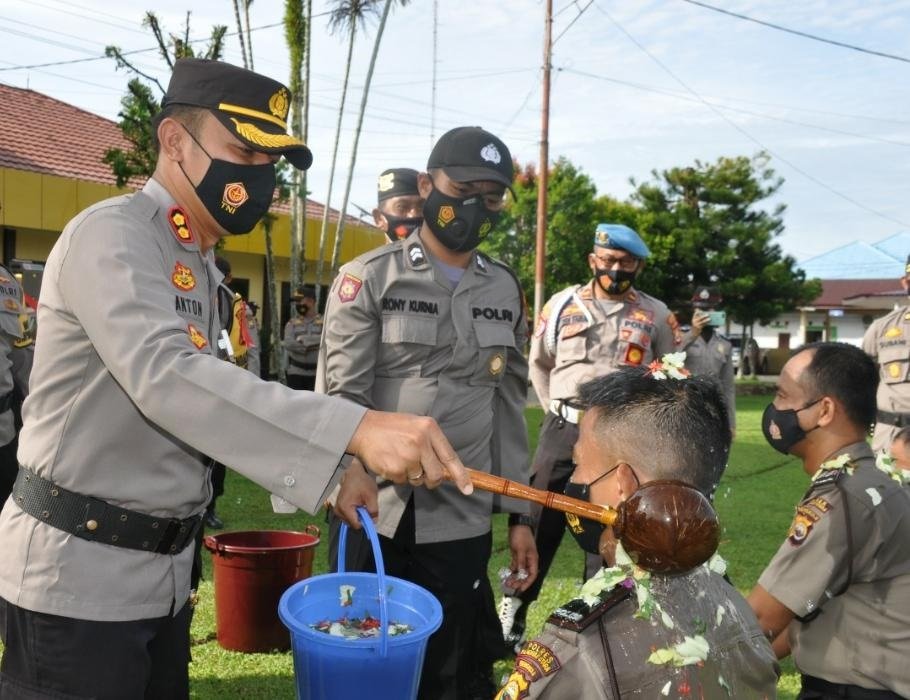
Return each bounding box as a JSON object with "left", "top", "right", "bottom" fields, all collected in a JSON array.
[{"left": 593, "top": 224, "right": 650, "bottom": 258}]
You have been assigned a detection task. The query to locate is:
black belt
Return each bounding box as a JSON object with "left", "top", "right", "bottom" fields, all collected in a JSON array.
[
  {"left": 800, "top": 675, "right": 904, "bottom": 700},
  {"left": 876, "top": 410, "right": 910, "bottom": 428},
  {"left": 12, "top": 467, "right": 203, "bottom": 555},
  {"left": 0, "top": 390, "right": 13, "bottom": 414}
]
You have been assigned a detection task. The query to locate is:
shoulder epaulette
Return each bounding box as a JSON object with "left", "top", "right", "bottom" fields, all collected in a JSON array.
[
  {"left": 546, "top": 585, "right": 632, "bottom": 632},
  {"left": 807, "top": 465, "right": 847, "bottom": 494},
  {"left": 353, "top": 241, "right": 401, "bottom": 266},
  {"left": 479, "top": 252, "right": 526, "bottom": 327}
]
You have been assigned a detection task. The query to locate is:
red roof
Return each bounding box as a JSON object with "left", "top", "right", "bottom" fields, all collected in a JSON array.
[
  {"left": 813, "top": 279, "right": 901, "bottom": 307},
  {"left": 0, "top": 82, "right": 364, "bottom": 226}
]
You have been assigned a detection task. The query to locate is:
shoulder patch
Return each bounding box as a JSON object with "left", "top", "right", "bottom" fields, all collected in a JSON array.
[
  {"left": 338, "top": 273, "right": 363, "bottom": 303},
  {"left": 547, "top": 585, "right": 632, "bottom": 631},
  {"left": 496, "top": 639, "right": 563, "bottom": 699}
]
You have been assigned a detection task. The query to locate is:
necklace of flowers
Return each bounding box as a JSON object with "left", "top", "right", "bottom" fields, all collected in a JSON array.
[
  {"left": 875, "top": 451, "right": 910, "bottom": 486},
  {"left": 811, "top": 452, "right": 855, "bottom": 482},
  {"left": 647, "top": 352, "right": 691, "bottom": 380},
  {"left": 577, "top": 541, "right": 731, "bottom": 690}
]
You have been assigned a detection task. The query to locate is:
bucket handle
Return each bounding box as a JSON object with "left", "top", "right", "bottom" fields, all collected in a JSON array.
[{"left": 338, "top": 506, "right": 389, "bottom": 658}]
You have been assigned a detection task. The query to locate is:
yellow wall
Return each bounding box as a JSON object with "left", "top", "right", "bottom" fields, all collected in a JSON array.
[{"left": 0, "top": 167, "right": 384, "bottom": 310}]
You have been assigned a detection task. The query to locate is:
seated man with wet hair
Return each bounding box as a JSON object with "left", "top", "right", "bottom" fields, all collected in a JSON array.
[{"left": 497, "top": 360, "right": 779, "bottom": 699}]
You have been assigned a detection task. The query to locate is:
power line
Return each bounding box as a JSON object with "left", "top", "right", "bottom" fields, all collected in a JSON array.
[
  {"left": 594, "top": 2, "right": 910, "bottom": 230},
  {"left": 680, "top": 0, "right": 910, "bottom": 64}
]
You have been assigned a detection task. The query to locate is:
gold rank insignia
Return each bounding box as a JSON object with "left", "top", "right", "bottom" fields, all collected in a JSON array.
[
  {"left": 337, "top": 273, "right": 363, "bottom": 303},
  {"left": 222, "top": 183, "right": 249, "bottom": 213},
  {"left": 885, "top": 326, "right": 903, "bottom": 338},
  {"left": 187, "top": 324, "right": 208, "bottom": 350},
  {"left": 889, "top": 363, "right": 902, "bottom": 379},
  {"left": 437, "top": 205, "right": 455, "bottom": 227},
  {"left": 171, "top": 262, "right": 196, "bottom": 291},
  {"left": 168, "top": 207, "right": 194, "bottom": 243},
  {"left": 268, "top": 88, "right": 290, "bottom": 120},
  {"left": 489, "top": 353, "right": 505, "bottom": 376}
]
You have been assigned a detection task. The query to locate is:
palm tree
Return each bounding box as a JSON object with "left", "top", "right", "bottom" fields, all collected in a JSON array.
[
  {"left": 313, "top": 0, "right": 378, "bottom": 308},
  {"left": 329, "top": 0, "right": 409, "bottom": 280},
  {"left": 285, "top": 0, "right": 309, "bottom": 294},
  {"left": 231, "top": 0, "right": 250, "bottom": 67}
]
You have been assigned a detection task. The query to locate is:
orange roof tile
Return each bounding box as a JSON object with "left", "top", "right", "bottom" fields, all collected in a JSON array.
[{"left": 0, "top": 82, "right": 365, "bottom": 226}]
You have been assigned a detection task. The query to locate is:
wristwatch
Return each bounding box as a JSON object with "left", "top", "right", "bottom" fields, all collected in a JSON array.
[{"left": 508, "top": 513, "right": 534, "bottom": 528}]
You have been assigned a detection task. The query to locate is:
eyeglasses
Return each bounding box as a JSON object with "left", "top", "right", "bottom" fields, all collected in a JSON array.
[{"left": 593, "top": 255, "right": 639, "bottom": 271}]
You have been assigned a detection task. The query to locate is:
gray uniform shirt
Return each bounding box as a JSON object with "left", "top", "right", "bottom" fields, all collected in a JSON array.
[
  {"left": 0, "top": 179, "right": 365, "bottom": 621},
  {"left": 283, "top": 314, "right": 322, "bottom": 377},
  {"left": 529, "top": 281, "right": 682, "bottom": 407},
  {"left": 683, "top": 330, "right": 736, "bottom": 430},
  {"left": 497, "top": 566, "right": 778, "bottom": 699},
  {"left": 759, "top": 442, "right": 910, "bottom": 695},
  {"left": 317, "top": 233, "right": 529, "bottom": 543},
  {"left": 862, "top": 305, "right": 910, "bottom": 451}
]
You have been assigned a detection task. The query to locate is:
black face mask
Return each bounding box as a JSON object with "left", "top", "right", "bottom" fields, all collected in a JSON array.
[
  {"left": 761, "top": 398, "right": 822, "bottom": 455},
  {"left": 180, "top": 128, "right": 277, "bottom": 235},
  {"left": 383, "top": 214, "right": 423, "bottom": 241},
  {"left": 594, "top": 268, "right": 637, "bottom": 296},
  {"left": 423, "top": 185, "right": 500, "bottom": 252},
  {"left": 563, "top": 464, "right": 638, "bottom": 555},
  {"left": 295, "top": 302, "right": 310, "bottom": 315}
]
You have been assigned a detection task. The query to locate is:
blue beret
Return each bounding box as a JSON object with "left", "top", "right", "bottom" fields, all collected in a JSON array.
[{"left": 593, "top": 224, "right": 650, "bottom": 258}]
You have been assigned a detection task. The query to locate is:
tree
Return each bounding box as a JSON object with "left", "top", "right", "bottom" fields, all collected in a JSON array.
[
  {"left": 329, "top": 0, "right": 410, "bottom": 281},
  {"left": 313, "top": 0, "right": 379, "bottom": 307},
  {"left": 630, "top": 152, "right": 821, "bottom": 356},
  {"left": 103, "top": 11, "right": 226, "bottom": 186},
  {"left": 482, "top": 157, "right": 637, "bottom": 299}
]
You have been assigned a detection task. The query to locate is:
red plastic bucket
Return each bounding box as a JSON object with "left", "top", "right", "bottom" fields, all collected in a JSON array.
[{"left": 204, "top": 527, "right": 320, "bottom": 652}]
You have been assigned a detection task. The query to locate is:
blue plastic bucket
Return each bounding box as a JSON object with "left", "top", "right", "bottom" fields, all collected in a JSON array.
[{"left": 279, "top": 507, "right": 443, "bottom": 700}]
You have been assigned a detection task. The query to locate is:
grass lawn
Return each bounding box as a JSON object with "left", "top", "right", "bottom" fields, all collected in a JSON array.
[
  {"left": 0, "top": 387, "right": 806, "bottom": 698},
  {"left": 185, "top": 389, "right": 805, "bottom": 698}
]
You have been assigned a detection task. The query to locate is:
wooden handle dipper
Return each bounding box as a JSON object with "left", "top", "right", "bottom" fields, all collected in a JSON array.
[{"left": 462, "top": 468, "right": 720, "bottom": 574}]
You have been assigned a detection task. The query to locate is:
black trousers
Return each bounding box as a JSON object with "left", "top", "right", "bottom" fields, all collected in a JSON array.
[
  {"left": 328, "top": 502, "right": 501, "bottom": 700},
  {"left": 0, "top": 597, "right": 191, "bottom": 700},
  {"left": 798, "top": 675, "right": 905, "bottom": 700},
  {"left": 518, "top": 412, "right": 583, "bottom": 606},
  {"left": 286, "top": 374, "right": 315, "bottom": 391}
]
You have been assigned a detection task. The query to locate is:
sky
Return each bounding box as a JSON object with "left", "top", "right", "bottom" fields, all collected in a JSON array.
[{"left": 1, "top": 0, "right": 908, "bottom": 264}]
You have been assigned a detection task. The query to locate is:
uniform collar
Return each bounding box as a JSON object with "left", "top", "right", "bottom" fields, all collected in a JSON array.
[{"left": 144, "top": 178, "right": 201, "bottom": 253}]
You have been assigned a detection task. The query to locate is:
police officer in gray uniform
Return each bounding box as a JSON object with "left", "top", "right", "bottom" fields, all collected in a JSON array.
[
  {"left": 749, "top": 342, "right": 910, "bottom": 699},
  {"left": 499, "top": 224, "right": 683, "bottom": 650},
  {"left": 682, "top": 286, "right": 736, "bottom": 433},
  {"left": 318, "top": 126, "right": 538, "bottom": 699},
  {"left": 863, "top": 255, "right": 910, "bottom": 452},
  {"left": 0, "top": 266, "right": 31, "bottom": 505},
  {"left": 496, "top": 368, "right": 778, "bottom": 699},
  {"left": 283, "top": 285, "right": 322, "bottom": 391},
  {"left": 373, "top": 167, "right": 424, "bottom": 242},
  {"left": 0, "top": 58, "right": 471, "bottom": 700}
]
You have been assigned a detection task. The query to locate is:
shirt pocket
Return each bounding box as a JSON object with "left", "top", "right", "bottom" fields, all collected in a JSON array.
[
  {"left": 878, "top": 345, "right": 909, "bottom": 384},
  {"left": 470, "top": 321, "right": 515, "bottom": 386},
  {"left": 380, "top": 315, "right": 438, "bottom": 377},
  {"left": 555, "top": 330, "right": 587, "bottom": 365}
]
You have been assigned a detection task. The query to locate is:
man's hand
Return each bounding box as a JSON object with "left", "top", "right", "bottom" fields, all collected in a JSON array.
[
  {"left": 504, "top": 525, "right": 539, "bottom": 593},
  {"left": 691, "top": 309, "right": 710, "bottom": 332},
  {"left": 334, "top": 458, "right": 378, "bottom": 528},
  {"left": 347, "top": 410, "right": 473, "bottom": 495}
]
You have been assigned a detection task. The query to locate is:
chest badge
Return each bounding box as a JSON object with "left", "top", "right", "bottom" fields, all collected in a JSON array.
[
  {"left": 338, "top": 273, "right": 363, "bottom": 303},
  {"left": 889, "top": 362, "right": 902, "bottom": 378},
  {"left": 3, "top": 298, "right": 19, "bottom": 312},
  {"left": 885, "top": 326, "right": 903, "bottom": 339},
  {"left": 489, "top": 353, "right": 505, "bottom": 376},
  {"left": 624, "top": 344, "right": 644, "bottom": 366},
  {"left": 171, "top": 262, "right": 196, "bottom": 291},
  {"left": 187, "top": 324, "right": 208, "bottom": 350}
]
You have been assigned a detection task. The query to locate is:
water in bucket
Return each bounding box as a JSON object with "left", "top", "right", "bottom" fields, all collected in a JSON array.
[{"left": 279, "top": 508, "right": 442, "bottom": 700}]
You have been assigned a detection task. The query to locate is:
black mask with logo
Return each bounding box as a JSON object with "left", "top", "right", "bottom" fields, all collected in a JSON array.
[
  {"left": 594, "top": 268, "right": 637, "bottom": 296},
  {"left": 563, "top": 464, "right": 638, "bottom": 555},
  {"left": 180, "top": 127, "right": 277, "bottom": 235},
  {"left": 761, "top": 398, "right": 822, "bottom": 454},
  {"left": 384, "top": 214, "right": 423, "bottom": 241},
  {"left": 423, "top": 185, "right": 500, "bottom": 253}
]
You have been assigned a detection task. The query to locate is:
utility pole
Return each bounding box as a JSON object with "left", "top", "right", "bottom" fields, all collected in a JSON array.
[{"left": 534, "top": 0, "right": 553, "bottom": 323}]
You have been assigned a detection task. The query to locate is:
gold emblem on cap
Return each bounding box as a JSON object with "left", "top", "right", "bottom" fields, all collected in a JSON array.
[
  {"left": 489, "top": 353, "right": 504, "bottom": 376},
  {"left": 268, "top": 88, "right": 290, "bottom": 120},
  {"left": 378, "top": 172, "right": 395, "bottom": 192},
  {"left": 438, "top": 205, "right": 455, "bottom": 227},
  {"left": 594, "top": 229, "right": 609, "bottom": 246},
  {"left": 222, "top": 183, "right": 249, "bottom": 213}
]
